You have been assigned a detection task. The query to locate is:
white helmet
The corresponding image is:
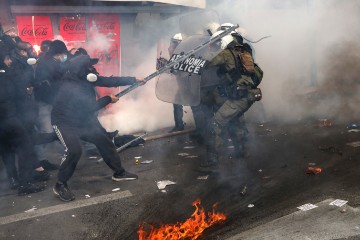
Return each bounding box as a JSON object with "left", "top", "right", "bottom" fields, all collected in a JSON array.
[
  {"left": 171, "top": 33, "right": 182, "bottom": 42},
  {"left": 219, "top": 22, "right": 235, "bottom": 31},
  {"left": 211, "top": 30, "right": 235, "bottom": 49}
]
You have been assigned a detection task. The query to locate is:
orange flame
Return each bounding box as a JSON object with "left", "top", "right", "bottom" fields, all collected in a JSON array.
[
  {"left": 33, "top": 44, "right": 41, "bottom": 56},
  {"left": 138, "top": 199, "right": 226, "bottom": 240}
]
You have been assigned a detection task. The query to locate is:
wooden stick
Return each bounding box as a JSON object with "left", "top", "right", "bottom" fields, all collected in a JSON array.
[{"left": 144, "top": 128, "right": 195, "bottom": 141}]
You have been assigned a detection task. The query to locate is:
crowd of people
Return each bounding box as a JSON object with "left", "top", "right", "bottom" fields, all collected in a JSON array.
[
  {"left": 0, "top": 25, "right": 142, "bottom": 201},
  {"left": 0, "top": 20, "right": 263, "bottom": 202}
]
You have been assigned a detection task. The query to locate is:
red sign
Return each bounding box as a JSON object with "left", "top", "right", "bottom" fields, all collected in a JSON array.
[
  {"left": 60, "top": 17, "right": 86, "bottom": 42},
  {"left": 16, "top": 16, "right": 53, "bottom": 45}
]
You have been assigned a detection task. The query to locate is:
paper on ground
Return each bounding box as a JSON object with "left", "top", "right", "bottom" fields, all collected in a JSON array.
[
  {"left": 178, "top": 153, "right": 189, "bottom": 156},
  {"left": 197, "top": 175, "right": 209, "bottom": 180},
  {"left": 141, "top": 160, "right": 154, "bottom": 164},
  {"left": 24, "top": 207, "right": 37, "bottom": 213},
  {"left": 157, "top": 180, "right": 176, "bottom": 190},
  {"left": 329, "top": 199, "right": 348, "bottom": 207},
  {"left": 346, "top": 141, "right": 360, "bottom": 147},
  {"left": 184, "top": 146, "right": 195, "bottom": 149},
  {"left": 297, "top": 203, "right": 318, "bottom": 211}
]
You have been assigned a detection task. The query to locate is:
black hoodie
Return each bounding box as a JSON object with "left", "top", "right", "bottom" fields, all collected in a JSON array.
[{"left": 51, "top": 55, "right": 136, "bottom": 128}]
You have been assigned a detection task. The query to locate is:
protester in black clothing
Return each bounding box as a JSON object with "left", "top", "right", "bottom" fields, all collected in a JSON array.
[
  {"left": 51, "top": 55, "right": 140, "bottom": 202},
  {"left": 32, "top": 40, "right": 68, "bottom": 171},
  {"left": 0, "top": 46, "right": 46, "bottom": 195}
]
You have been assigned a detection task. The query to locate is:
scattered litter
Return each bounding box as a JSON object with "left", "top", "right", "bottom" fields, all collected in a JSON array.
[
  {"left": 184, "top": 146, "right": 195, "bottom": 149},
  {"left": 318, "top": 146, "right": 343, "bottom": 156},
  {"left": 247, "top": 204, "right": 254, "bottom": 208},
  {"left": 306, "top": 167, "right": 322, "bottom": 175},
  {"left": 141, "top": 160, "right": 154, "bottom": 164},
  {"left": 24, "top": 207, "right": 37, "bottom": 213},
  {"left": 135, "top": 159, "right": 139, "bottom": 165},
  {"left": 112, "top": 188, "right": 121, "bottom": 192},
  {"left": 274, "top": 139, "right": 278, "bottom": 142},
  {"left": 186, "top": 155, "right": 198, "bottom": 158},
  {"left": 258, "top": 169, "right": 263, "bottom": 173},
  {"left": 348, "top": 129, "right": 360, "bottom": 133},
  {"left": 346, "top": 141, "right": 360, "bottom": 148},
  {"left": 308, "top": 163, "right": 317, "bottom": 166},
  {"left": 262, "top": 176, "right": 271, "bottom": 179},
  {"left": 85, "top": 195, "right": 91, "bottom": 199},
  {"left": 227, "top": 139, "right": 232, "bottom": 142},
  {"left": 27, "top": 195, "right": 31, "bottom": 198},
  {"left": 178, "top": 153, "right": 189, "bottom": 156},
  {"left": 240, "top": 186, "right": 247, "bottom": 196},
  {"left": 259, "top": 124, "right": 264, "bottom": 127},
  {"left": 12, "top": 202, "right": 15, "bottom": 207},
  {"left": 161, "top": 190, "right": 167, "bottom": 193},
  {"left": 297, "top": 203, "right": 318, "bottom": 211},
  {"left": 89, "top": 156, "right": 97, "bottom": 159},
  {"left": 318, "top": 118, "right": 332, "bottom": 127},
  {"left": 340, "top": 208, "right": 347, "bottom": 213},
  {"left": 157, "top": 180, "right": 176, "bottom": 190},
  {"left": 329, "top": 199, "right": 348, "bottom": 207},
  {"left": 134, "top": 156, "right": 142, "bottom": 159},
  {"left": 265, "top": 129, "right": 272, "bottom": 132},
  {"left": 197, "top": 175, "right": 209, "bottom": 180},
  {"left": 227, "top": 146, "right": 235, "bottom": 149},
  {"left": 72, "top": 215, "right": 76, "bottom": 218}
]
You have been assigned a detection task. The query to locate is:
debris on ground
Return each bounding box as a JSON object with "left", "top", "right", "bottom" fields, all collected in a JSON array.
[
  {"left": 258, "top": 169, "right": 263, "bottom": 173},
  {"left": 227, "top": 146, "right": 234, "bottom": 149},
  {"left": 184, "top": 146, "right": 195, "bottom": 149},
  {"left": 112, "top": 188, "right": 120, "bottom": 192},
  {"left": 89, "top": 156, "right": 97, "bottom": 159},
  {"left": 157, "top": 180, "right": 176, "bottom": 190},
  {"left": 178, "top": 153, "right": 189, "bottom": 156},
  {"left": 247, "top": 204, "right": 254, "bottom": 208},
  {"left": 265, "top": 129, "right": 272, "bottom": 132},
  {"left": 72, "top": 215, "right": 76, "bottom": 218},
  {"left": 318, "top": 118, "right": 332, "bottom": 127},
  {"left": 185, "top": 155, "right": 198, "bottom": 158},
  {"left": 329, "top": 199, "right": 348, "bottom": 207},
  {"left": 348, "top": 129, "right": 360, "bottom": 132},
  {"left": 161, "top": 190, "right": 167, "bottom": 193},
  {"left": 306, "top": 167, "right": 322, "bottom": 175},
  {"left": 318, "top": 145, "right": 343, "bottom": 156},
  {"left": 24, "top": 207, "right": 37, "bottom": 213},
  {"left": 141, "top": 160, "right": 154, "bottom": 164},
  {"left": 308, "top": 162, "right": 317, "bottom": 166},
  {"left": 197, "top": 175, "right": 209, "bottom": 180},
  {"left": 240, "top": 186, "right": 247, "bottom": 196},
  {"left": 297, "top": 203, "right": 318, "bottom": 211},
  {"left": 346, "top": 141, "right": 360, "bottom": 147},
  {"left": 85, "top": 195, "right": 91, "bottom": 198},
  {"left": 134, "top": 156, "right": 142, "bottom": 159}
]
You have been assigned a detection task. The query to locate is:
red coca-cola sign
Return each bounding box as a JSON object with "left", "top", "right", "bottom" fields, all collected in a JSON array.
[
  {"left": 20, "top": 27, "right": 49, "bottom": 37},
  {"left": 16, "top": 16, "right": 54, "bottom": 45},
  {"left": 60, "top": 17, "right": 86, "bottom": 42}
]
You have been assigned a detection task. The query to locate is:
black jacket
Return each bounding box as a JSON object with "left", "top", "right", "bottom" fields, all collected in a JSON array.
[
  {"left": 33, "top": 54, "right": 67, "bottom": 104},
  {"left": 51, "top": 70, "right": 136, "bottom": 128},
  {"left": 0, "top": 68, "right": 17, "bottom": 121}
]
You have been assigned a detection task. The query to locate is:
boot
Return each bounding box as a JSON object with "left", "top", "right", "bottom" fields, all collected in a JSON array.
[{"left": 18, "top": 182, "right": 46, "bottom": 195}]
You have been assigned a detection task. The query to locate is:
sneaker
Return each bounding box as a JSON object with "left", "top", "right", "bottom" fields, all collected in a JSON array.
[
  {"left": 53, "top": 182, "right": 75, "bottom": 202},
  {"left": 32, "top": 170, "right": 50, "bottom": 182},
  {"left": 112, "top": 171, "right": 138, "bottom": 181},
  {"left": 18, "top": 182, "right": 46, "bottom": 195},
  {"left": 40, "top": 160, "right": 59, "bottom": 171}
]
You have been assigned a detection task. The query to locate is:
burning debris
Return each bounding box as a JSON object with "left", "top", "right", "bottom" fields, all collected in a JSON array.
[
  {"left": 137, "top": 199, "right": 226, "bottom": 240},
  {"left": 306, "top": 167, "right": 322, "bottom": 175}
]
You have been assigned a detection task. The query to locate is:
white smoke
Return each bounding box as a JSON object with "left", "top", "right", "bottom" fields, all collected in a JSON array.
[{"left": 100, "top": 0, "right": 360, "bottom": 134}]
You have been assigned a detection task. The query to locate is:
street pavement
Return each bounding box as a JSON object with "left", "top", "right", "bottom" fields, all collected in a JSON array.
[{"left": 0, "top": 120, "right": 359, "bottom": 240}]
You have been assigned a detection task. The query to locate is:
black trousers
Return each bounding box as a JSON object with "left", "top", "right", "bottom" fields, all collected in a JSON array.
[
  {"left": 53, "top": 123, "right": 125, "bottom": 183},
  {"left": 0, "top": 118, "right": 38, "bottom": 184},
  {"left": 173, "top": 104, "right": 184, "bottom": 127}
]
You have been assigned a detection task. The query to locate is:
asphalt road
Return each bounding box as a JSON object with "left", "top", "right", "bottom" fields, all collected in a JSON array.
[{"left": 0, "top": 120, "right": 359, "bottom": 240}]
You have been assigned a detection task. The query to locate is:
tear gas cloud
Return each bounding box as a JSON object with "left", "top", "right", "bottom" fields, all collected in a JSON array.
[
  {"left": 208, "top": 0, "right": 360, "bottom": 123},
  {"left": 100, "top": 0, "right": 360, "bottom": 134}
]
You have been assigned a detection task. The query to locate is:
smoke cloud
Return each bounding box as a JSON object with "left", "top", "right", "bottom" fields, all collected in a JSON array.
[{"left": 99, "top": 0, "right": 360, "bottom": 134}]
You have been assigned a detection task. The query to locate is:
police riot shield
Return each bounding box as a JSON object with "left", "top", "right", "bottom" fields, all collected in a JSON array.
[{"left": 155, "top": 10, "right": 223, "bottom": 106}]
